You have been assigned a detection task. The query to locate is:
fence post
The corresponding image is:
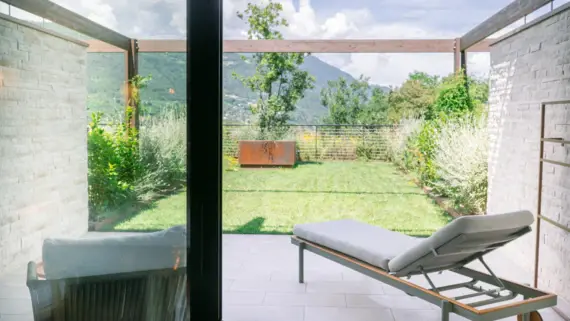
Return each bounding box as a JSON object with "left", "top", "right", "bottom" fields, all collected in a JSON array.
[
  {"left": 361, "top": 125, "right": 365, "bottom": 159},
  {"left": 314, "top": 126, "right": 318, "bottom": 160}
]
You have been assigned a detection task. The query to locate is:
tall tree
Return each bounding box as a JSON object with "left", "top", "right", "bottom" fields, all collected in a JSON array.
[
  {"left": 320, "top": 75, "right": 370, "bottom": 125},
  {"left": 408, "top": 71, "right": 441, "bottom": 89},
  {"left": 321, "top": 75, "right": 390, "bottom": 125},
  {"left": 426, "top": 70, "right": 473, "bottom": 120},
  {"left": 233, "top": 1, "right": 315, "bottom": 139},
  {"left": 387, "top": 77, "right": 437, "bottom": 122},
  {"left": 358, "top": 87, "right": 390, "bottom": 124}
]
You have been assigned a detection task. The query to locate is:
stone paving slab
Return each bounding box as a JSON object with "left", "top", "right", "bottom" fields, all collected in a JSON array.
[{"left": 0, "top": 233, "right": 565, "bottom": 321}]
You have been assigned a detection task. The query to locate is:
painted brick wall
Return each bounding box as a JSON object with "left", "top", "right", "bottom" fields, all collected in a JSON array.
[
  {"left": 487, "top": 4, "right": 570, "bottom": 315},
  {"left": 0, "top": 14, "right": 89, "bottom": 273}
]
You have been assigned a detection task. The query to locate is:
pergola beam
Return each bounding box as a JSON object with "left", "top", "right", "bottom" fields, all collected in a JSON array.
[
  {"left": 223, "top": 39, "right": 458, "bottom": 53},
  {"left": 2, "top": 0, "right": 132, "bottom": 50},
  {"left": 86, "top": 39, "right": 493, "bottom": 53},
  {"left": 460, "top": 0, "right": 552, "bottom": 51}
]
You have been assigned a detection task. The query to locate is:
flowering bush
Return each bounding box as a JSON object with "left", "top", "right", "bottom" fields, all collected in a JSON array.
[
  {"left": 135, "top": 107, "right": 187, "bottom": 201},
  {"left": 386, "top": 114, "right": 488, "bottom": 214},
  {"left": 385, "top": 118, "right": 422, "bottom": 170},
  {"left": 431, "top": 115, "right": 488, "bottom": 214}
]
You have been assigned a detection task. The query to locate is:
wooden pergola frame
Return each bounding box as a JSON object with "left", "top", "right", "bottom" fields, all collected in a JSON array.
[{"left": 2, "top": 0, "right": 553, "bottom": 130}]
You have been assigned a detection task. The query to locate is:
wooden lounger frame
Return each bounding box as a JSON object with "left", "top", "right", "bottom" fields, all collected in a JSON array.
[{"left": 291, "top": 236, "right": 557, "bottom": 321}]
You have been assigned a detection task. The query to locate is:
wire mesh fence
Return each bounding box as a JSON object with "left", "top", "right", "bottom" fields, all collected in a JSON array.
[{"left": 223, "top": 124, "right": 399, "bottom": 161}]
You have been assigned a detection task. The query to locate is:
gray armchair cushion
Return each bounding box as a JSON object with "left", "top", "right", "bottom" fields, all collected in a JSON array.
[{"left": 42, "top": 225, "right": 187, "bottom": 279}]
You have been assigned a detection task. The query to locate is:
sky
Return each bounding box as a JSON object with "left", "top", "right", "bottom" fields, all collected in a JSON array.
[{"left": 2, "top": 0, "right": 568, "bottom": 86}]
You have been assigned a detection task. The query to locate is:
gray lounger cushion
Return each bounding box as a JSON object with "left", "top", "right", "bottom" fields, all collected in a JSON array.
[
  {"left": 42, "top": 225, "right": 187, "bottom": 279},
  {"left": 293, "top": 210, "right": 534, "bottom": 276},
  {"left": 293, "top": 219, "right": 421, "bottom": 270}
]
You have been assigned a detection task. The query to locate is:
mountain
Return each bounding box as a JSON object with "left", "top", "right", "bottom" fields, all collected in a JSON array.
[
  {"left": 87, "top": 52, "right": 388, "bottom": 124},
  {"left": 221, "top": 53, "right": 370, "bottom": 124},
  {"left": 30, "top": 21, "right": 389, "bottom": 124}
]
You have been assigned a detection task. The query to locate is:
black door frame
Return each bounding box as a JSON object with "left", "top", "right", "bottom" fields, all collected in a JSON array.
[{"left": 187, "top": 0, "right": 223, "bottom": 320}]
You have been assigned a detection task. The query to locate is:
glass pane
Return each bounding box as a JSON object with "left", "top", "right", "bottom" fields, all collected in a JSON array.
[
  {"left": 0, "top": 1, "right": 189, "bottom": 320},
  {"left": 219, "top": 1, "right": 566, "bottom": 321}
]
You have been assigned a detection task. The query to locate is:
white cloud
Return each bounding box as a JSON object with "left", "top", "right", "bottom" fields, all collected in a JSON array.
[
  {"left": 220, "top": 0, "right": 493, "bottom": 86},
  {"left": 282, "top": 0, "right": 320, "bottom": 36},
  {"left": 82, "top": 0, "right": 119, "bottom": 29},
  {"left": 320, "top": 12, "right": 360, "bottom": 38},
  {"left": 50, "top": 0, "right": 120, "bottom": 29},
  {"left": 163, "top": 0, "right": 186, "bottom": 35},
  {"left": 44, "top": 0, "right": 496, "bottom": 85}
]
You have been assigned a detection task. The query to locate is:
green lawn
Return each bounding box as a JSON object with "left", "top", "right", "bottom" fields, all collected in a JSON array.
[{"left": 109, "top": 162, "right": 452, "bottom": 236}]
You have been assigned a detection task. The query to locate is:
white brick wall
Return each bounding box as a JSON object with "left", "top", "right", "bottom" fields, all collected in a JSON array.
[
  {"left": 488, "top": 4, "right": 570, "bottom": 315},
  {"left": 0, "top": 14, "right": 89, "bottom": 273}
]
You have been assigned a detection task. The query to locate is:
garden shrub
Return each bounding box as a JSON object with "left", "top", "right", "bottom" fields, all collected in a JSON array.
[
  {"left": 426, "top": 71, "right": 473, "bottom": 120},
  {"left": 431, "top": 114, "right": 488, "bottom": 214},
  {"left": 385, "top": 119, "right": 422, "bottom": 170},
  {"left": 355, "top": 141, "right": 374, "bottom": 161},
  {"left": 87, "top": 112, "right": 140, "bottom": 217},
  {"left": 317, "top": 132, "right": 357, "bottom": 160},
  {"left": 395, "top": 118, "right": 442, "bottom": 184},
  {"left": 402, "top": 71, "right": 477, "bottom": 186},
  {"left": 135, "top": 107, "right": 187, "bottom": 201},
  {"left": 295, "top": 130, "right": 317, "bottom": 161},
  {"left": 414, "top": 119, "right": 441, "bottom": 184},
  {"left": 223, "top": 155, "right": 240, "bottom": 171},
  {"left": 355, "top": 130, "right": 390, "bottom": 161},
  {"left": 385, "top": 72, "right": 490, "bottom": 214}
]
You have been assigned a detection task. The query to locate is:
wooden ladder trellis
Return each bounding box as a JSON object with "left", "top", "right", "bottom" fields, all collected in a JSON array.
[{"left": 533, "top": 99, "right": 570, "bottom": 289}]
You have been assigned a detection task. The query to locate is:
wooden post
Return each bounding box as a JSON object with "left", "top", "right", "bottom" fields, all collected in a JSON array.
[
  {"left": 461, "top": 50, "right": 467, "bottom": 75},
  {"left": 454, "top": 40, "right": 470, "bottom": 97},
  {"left": 461, "top": 50, "right": 469, "bottom": 93},
  {"left": 454, "top": 38, "right": 468, "bottom": 77},
  {"left": 125, "top": 39, "right": 140, "bottom": 131},
  {"left": 453, "top": 38, "right": 461, "bottom": 74},
  {"left": 534, "top": 103, "right": 546, "bottom": 288}
]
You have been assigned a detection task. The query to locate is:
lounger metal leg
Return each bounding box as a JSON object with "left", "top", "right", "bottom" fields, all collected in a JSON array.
[
  {"left": 522, "top": 295, "right": 531, "bottom": 321},
  {"left": 420, "top": 267, "right": 439, "bottom": 293},
  {"left": 478, "top": 257, "right": 505, "bottom": 290},
  {"left": 299, "top": 242, "right": 305, "bottom": 283},
  {"left": 441, "top": 300, "right": 451, "bottom": 321},
  {"left": 522, "top": 312, "right": 531, "bottom": 321}
]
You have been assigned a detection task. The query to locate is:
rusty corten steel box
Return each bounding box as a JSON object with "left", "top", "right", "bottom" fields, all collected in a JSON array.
[{"left": 238, "top": 140, "right": 296, "bottom": 166}]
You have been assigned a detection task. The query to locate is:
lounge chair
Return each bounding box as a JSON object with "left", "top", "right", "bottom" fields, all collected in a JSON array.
[
  {"left": 291, "top": 210, "right": 556, "bottom": 321},
  {"left": 26, "top": 226, "right": 189, "bottom": 321}
]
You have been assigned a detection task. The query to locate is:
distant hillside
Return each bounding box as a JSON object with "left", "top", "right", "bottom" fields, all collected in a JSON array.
[
  {"left": 37, "top": 21, "right": 389, "bottom": 123},
  {"left": 87, "top": 52, "right": 389, "bottom": 124}
]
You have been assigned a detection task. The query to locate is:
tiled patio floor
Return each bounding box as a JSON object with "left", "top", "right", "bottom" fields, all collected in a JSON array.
[{"left": 0, "top": 233, "right": 565, "bottom": 321}]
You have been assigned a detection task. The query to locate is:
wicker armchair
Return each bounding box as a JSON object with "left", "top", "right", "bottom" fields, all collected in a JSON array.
[{"left": 26, "top": 226, "right": 188, "bottom": 321}]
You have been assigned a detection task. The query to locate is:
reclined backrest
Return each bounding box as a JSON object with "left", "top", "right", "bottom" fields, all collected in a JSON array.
[{"left": 387, "top": 210, "right": 534, "bottom": 277}]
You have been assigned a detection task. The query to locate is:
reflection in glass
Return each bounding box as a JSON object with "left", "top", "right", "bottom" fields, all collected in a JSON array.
[{"left": 0, "top": 0, "right": 188, "bottom": 320}]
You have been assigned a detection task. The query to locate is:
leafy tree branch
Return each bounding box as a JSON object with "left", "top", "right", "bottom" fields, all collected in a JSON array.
[{"left": 233, "top": 1, "right": 315, "bottom": 139}]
